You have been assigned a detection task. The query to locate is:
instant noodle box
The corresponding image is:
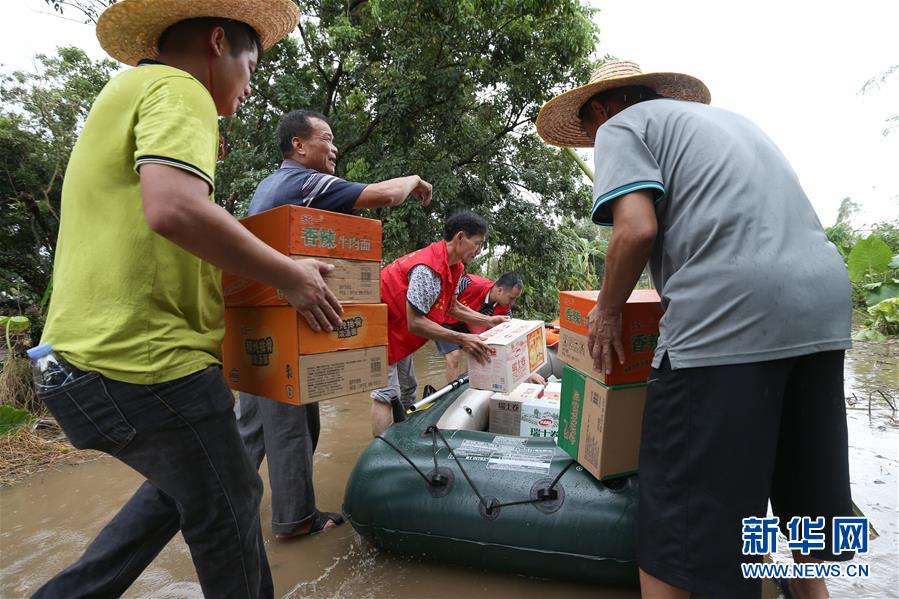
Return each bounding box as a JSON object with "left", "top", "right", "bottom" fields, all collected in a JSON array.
[
  {"left": 222, "top": 304, "right": 387, "bottom": 405},
  {"left": 468, "top": 319, "right": 547, "bottom": 393},
  {"left": 223, "top": 205, "right": 382, "bottom": 306},
  {"left": 558, "top": 289, "right": 662, "bottom": 386},
  {"left": 558, "top": 365, "right": 646, "bottom": 480},
  {"left": 223, "top": 256, "right": 379, "bottom": 305}
]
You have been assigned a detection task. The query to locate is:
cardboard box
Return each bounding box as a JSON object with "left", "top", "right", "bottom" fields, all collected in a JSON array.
[
  {"left": 222, "top": 305, "right": 387, "bottom": 404},
  {"left": 558, "top": 289, "right": 662, "bottom": 385},
  {"left": 558, "top": 365, "right": 646, "bottom": 480},
  {"left": 543, "top": 381, "right": 562, "bottom": 401},
  {"left": 238, "top": 205, "right": 382, "bottom": 261},
  {"left": 519, "top": 394, "right": 560, "bottom": 441},
  {"left": 488, "top": 383, "right": 543, "bottom": 436},
  {"left": 223, "top": 256, "right": 380, "bottom": 306},
  {"left": 469, "top": 319, "right": 547, "bottom": 393}
]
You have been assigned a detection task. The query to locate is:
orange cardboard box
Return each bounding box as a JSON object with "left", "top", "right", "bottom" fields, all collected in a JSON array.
[
  {"left": 238, "top": 205, "right": 382, "bottom": 261},
  {"left": 558, "top": 289, "right": 662, "bottom": 386},
  {"left": 222, "top": 304, "right": 387, "bottom": 404},
  {"left": 223, "top": 256, "right": 380, "bottom": 306}
]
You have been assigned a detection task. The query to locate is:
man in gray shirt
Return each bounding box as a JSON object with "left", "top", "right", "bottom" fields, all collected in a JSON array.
[{"left": 537, "top": 61, "right": 854, "bottom": 599}]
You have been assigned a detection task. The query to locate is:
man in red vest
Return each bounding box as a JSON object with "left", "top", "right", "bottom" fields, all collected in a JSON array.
[
  {"left": 372, "top": 211, "right": 510, "bottom": 435},
  {"left": 437, "top": 272, "right": 523, "bottom": 381}
]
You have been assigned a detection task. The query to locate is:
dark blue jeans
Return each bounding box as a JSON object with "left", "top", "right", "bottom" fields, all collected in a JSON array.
[{"left": 32, "top": 365, "right": 273, "bottom": 599}]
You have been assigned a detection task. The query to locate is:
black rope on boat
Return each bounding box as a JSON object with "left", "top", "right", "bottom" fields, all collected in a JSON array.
[
  {"left": 374, "top": 435, "right": 432, "bottom": 485},
  {"left": 549, "top": 459, "right": 576, "bottom": 491},
  {"left": 426, "top": 425, "right": 575, "bottom": 514},
  {"left": 427, "top": 425, "right": 491, "bottom": 508}
]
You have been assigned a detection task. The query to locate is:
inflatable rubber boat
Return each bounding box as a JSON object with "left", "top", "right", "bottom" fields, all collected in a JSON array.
[{"left": 342, "top": 357, "right": 640, "bottom": 586}]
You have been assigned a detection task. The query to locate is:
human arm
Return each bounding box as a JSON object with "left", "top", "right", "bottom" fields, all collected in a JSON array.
[
  {"left": 446, "top": 298, "right": 509, "bottom": 328},
  {"left": 587, "top": 189, "right": 657, "bottom": 373},
  {"left": 140, "top": 163, "right": 343, "bottom": 331},
  {"left": 353, "top": 175, "right": 432, "bottom": 209},
  {"left": 406, "top": 303, "right": 491, "bottom": 364}
]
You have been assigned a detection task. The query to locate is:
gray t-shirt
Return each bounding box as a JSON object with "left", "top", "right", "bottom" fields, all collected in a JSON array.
[{"left": 592, "top": 99, "right": 851, "bottom": 369}]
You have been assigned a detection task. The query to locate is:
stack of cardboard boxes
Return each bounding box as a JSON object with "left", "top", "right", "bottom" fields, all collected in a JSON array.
[
  {"left": 557, "top": 289, "right": 662, "bottom": 480},
  {"left": 221, "top": 206, "right": 388, "bottom": 405},
  {"left": 464, "top": 319, "right": 559, "bottom": 440}
]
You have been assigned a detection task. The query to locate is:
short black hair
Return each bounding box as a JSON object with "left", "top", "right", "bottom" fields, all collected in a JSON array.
[
  {"left": 158, "top": 17, "right": 263, "bottom": 59},
  {"left": 443, "top": 211, "right": 488, "bottom": 242},
  {"left": 495, "top": 272, "right": 523, "bottom": 290},
  {"left": 277, "top": 110, "right": 329, "bottom": 158},
  {"left": 578, "top": 85, "right": 660, "bottom": 121}
]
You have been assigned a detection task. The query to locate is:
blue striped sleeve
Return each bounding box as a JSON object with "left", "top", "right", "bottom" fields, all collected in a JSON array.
[{"left": 591, "top": 181, "right": 666, "bottom": 226}]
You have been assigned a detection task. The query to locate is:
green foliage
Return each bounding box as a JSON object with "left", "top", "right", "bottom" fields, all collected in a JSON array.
[
  {"left": 868, "top": 297, "right": 899, "bottom": 335},
  {"left": 847, "top": 236, "right": 893, "bottom": 283},
  {"left": 825, "top": 222, "right": 858, "bottom": 259},
  {"left": 0, "top": 405, "right": 34, "bottom": 436},
  {"left": 0, "top": 47, "right": 117, "bottom": 324},
  {"left": 854, "top": 297, "right": 899, "bottom": 340},
  {"left": 217, "top": 0, "right": 598, "bottom": 317},
  {"left": 480, "top": 219, "right": 605, "bottom": 319},
  {"left": 870, "top": 219, "right": 899, "bottom": 253}
]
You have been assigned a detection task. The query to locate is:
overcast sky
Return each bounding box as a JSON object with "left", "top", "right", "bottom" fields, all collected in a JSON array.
[{"left": 3, "top": 0, "right": 896, "bottom": 228}]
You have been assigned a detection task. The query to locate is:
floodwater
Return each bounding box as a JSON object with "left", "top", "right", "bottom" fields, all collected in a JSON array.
[{"left": 1, "top": 342, "right": 897, "bottom": 598}]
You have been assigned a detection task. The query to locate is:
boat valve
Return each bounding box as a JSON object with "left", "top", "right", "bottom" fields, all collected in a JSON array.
[
  {"left": 429, "top": 472, "right": 449, "bottom": 487},
  {"left": 536, "top": 487, "right": 558, "bottom": 501}
]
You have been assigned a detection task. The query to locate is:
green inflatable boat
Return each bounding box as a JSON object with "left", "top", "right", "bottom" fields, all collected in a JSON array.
[{"left": 342, "top": 376, "right": 640, "bottom": 586}]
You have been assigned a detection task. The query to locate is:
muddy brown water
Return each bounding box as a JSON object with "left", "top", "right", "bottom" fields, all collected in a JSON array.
[{"left": 1, "top": 342, "right": 896, "bottom": 598}]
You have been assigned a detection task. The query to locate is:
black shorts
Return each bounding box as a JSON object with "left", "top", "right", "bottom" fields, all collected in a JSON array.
[
  {"left": 434, "top": 322, "right": 469, "bottom": 355},
  {"left": 638, "top": 351, "right": 853, "bottom": 599}
]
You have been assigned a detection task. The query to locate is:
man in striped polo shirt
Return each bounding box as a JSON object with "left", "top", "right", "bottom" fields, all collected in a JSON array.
[{"left": 236, "top": 109, "right": 434, "bottom": 540}]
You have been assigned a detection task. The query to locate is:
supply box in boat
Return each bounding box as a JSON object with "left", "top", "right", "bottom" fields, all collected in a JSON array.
[
  {"left": 558, "top": 365, "right": 646, "bottom": 480},
  {"left": 488, "top": 382, "right": 560, "bottom": 441},
  {"left": 223, "top": 206, "right": 382, "bottom": 305},
  {"left": 543, "top": 381, "right": 562, "bottom": 401},
  {"left": 222, "top": 304, "right": 387, "bottom": 404},
  {"left": 488, "top": 383, "right": 542, "bottom": 436},
  {"left": 558, "top": 289, "right": 662, "bottom": 385},
  {"left": 519, "top": 393, "right": 560, "bottom": 441},
  {"left": 469, "top": 319, "right": 546, "bottom": 393}
]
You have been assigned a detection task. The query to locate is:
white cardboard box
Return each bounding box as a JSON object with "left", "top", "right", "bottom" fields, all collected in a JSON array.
[
  {"left": 469, "top": 319, "right": 547, "bottom": 393},
  {"left": 543, "top": 381, "right": 562, "bottom": 401},
  {"left": 488, "top": 383, "right": 544, "bottom": 436},
  {"left": 519, "top": 395, "right": 560, "bottom": 441}
]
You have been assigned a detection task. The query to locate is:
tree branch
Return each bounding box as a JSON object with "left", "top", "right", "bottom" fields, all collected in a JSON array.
[
  {"left": 296, "top": 19, "right": 328, "bottom": 80},
  {"left": 340, "top": 113, "right": 382, "bottom": 157}
]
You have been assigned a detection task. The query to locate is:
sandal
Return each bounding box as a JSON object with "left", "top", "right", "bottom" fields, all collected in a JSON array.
[{"left": 274, "top": 510, "right": 345, "bottom": 540}]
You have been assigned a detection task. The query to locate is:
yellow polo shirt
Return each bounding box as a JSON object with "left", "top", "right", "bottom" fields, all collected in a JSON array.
[{"left": 42, "top": 63, "right": 224, "bottom": 384}]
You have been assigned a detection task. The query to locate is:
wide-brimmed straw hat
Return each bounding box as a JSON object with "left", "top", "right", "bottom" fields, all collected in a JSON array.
[
  {"left": 96, "top": 0, "right": 301, "bottom": 66},
  {"left": 536, "top": 60, "right": 711, "bottom": 148}
]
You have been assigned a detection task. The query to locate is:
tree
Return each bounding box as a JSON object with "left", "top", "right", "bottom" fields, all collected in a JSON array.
[
  {"left": 42, "top": 0, "right": 114, "bottom": 24},
  {"left": 220, "top": 0, "right": 598, "bottom": 317},
  {"left": 30, "top": 0, "right": 601, "bottom": 319},
  {"left": 0, "top": 47, "right": 118, "bottom": 321},
  {"left": 859, "top": 64, "right": 898, "bottom": 137},
  {"left": 824, "top": 197, "right": 860, "bottom": 258}
]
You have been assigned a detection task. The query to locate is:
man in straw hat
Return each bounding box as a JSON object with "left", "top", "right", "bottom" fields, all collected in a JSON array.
[
  {"left": 537, "top": 60, "right": 855, "bottom": 598},
  {"left": 33, "top": 1, "right": 320, "bottom": 597}
]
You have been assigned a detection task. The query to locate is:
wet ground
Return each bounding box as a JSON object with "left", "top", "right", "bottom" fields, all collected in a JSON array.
[{"left": 1, "top": 341, "right": 896, "bottom": 598}]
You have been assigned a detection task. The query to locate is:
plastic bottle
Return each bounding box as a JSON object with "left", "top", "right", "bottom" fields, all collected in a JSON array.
[{"left": 26, "top": 343, "right": 84, "bottom": 392}]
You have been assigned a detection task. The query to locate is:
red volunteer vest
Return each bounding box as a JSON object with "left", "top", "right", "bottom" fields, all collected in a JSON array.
[
  {"left": 444, "top": 274, "right": 512, "bottom": 334},
  {"left": 381, "top": 241, "right": 464, "bottom": 364}
]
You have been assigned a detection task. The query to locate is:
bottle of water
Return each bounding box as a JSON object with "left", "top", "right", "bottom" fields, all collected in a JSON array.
[{"left": 26, "top": 343, "right": 85, "bottom": 392}]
